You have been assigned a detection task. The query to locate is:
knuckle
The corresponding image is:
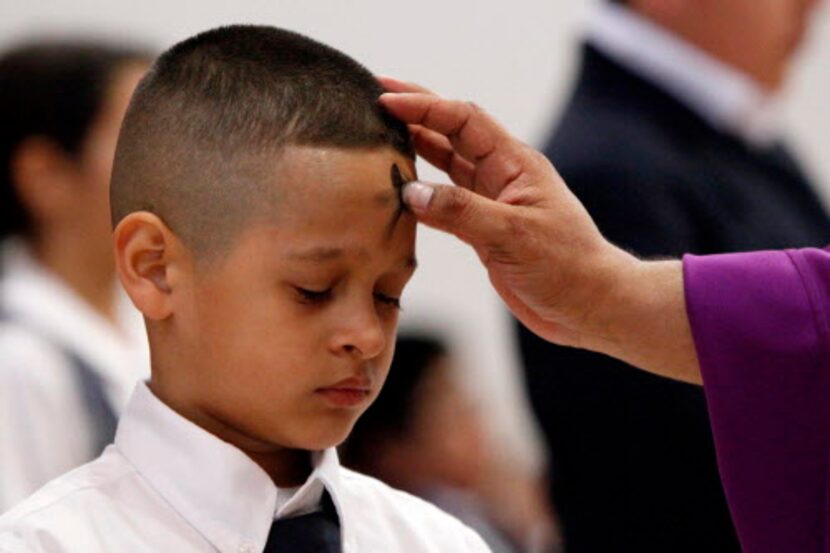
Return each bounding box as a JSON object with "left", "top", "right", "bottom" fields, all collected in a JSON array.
[{"left": 466, "top": 101, "right": 484, "bottom": 113}]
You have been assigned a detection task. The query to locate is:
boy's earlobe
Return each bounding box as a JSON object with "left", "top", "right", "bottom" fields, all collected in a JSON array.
[{"left": 113, "top": 212, "right": 179, "bottom": 321}]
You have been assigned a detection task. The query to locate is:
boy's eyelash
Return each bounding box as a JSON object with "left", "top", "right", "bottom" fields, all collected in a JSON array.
[
  {"left": 375, "top": 293, "right": 402, "bottom": 310},
  {"left": 294, "top": 287, "right": 402, "bottom": 310},
  {"left": 295, "top": 287, "right": 332, "bottom": 303}
]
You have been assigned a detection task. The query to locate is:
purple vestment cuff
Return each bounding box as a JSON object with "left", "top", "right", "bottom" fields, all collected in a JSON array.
[{"left": 683, "top": 249, "right": 830, "bottom": 553}]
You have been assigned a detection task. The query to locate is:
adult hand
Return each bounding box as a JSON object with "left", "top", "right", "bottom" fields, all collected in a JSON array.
[{"left": 379, "top": 78, "right": 700, "bottom": 383}]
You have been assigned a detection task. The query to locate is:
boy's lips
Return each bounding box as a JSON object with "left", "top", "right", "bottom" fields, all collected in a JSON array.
[{"left": 315, "top": 376, "right": 372, "bottom": 408}]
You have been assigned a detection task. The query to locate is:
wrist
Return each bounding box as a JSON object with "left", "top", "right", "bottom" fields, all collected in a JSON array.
[
  {"left": 590, "top": 256, "right": 700, "bottom": 382},
  {"left": 559, "top": 243, "right": 640, "bottom": 350}
]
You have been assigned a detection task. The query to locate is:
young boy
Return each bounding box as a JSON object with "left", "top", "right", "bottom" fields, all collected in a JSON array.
[{"left": 0, "top": 25, "right": 490, "bottom": 552}]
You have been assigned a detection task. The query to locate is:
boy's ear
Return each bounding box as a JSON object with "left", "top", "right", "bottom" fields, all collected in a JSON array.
[{"left": 113, "top": 212, "right": 185, "bottom": 321}]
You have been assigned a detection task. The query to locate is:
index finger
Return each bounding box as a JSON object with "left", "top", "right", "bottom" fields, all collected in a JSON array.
[
  {"left": 379, "top": 92, "right": 528, "bottom": 198},
  {"left": 376, "top": 76, "right": 434, "bottom": 94}
]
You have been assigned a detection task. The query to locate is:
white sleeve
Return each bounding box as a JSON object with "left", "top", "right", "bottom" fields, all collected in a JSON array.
[
  {"left": 0, "top": 535, "right": 27, "bottom": 553},
  {"left": 0, "top": 532, "right": 36, "bottom": 553}
]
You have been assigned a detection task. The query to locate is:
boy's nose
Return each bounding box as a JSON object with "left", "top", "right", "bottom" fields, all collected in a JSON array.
[{"left": 335, "top": 306, "right": 387, "bottom": 359}]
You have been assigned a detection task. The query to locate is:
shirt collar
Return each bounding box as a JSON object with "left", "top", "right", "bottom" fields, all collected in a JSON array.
[
  {"left": 586, "top": 3, "right": 782, "bottom": 149},
  {"left": 115, "top": 382, "right": 350, "bottom": 553}
]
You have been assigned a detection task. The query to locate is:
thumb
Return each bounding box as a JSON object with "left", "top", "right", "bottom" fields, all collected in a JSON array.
[{"left": 402, "top": 181, "right": 511, "bottom": 247}]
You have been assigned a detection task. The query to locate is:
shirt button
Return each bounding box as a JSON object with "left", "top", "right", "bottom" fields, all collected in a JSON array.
[{"left": 238, "top": 540, "right": 256, "bottom": 553}]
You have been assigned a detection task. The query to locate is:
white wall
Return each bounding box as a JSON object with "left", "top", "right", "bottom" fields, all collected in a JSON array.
[{"left": 4, "top": 0, "right": 828, "bottom": 473}]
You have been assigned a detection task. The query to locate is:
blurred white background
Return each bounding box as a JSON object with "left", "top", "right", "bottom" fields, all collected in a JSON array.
[{"left": 3, "top": 0, "right": 828, "bottom": 473}]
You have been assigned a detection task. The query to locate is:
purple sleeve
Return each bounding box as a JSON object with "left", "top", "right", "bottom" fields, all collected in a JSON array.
[{"left": 683, "top": 248, "right": 830, "bottom": 553}]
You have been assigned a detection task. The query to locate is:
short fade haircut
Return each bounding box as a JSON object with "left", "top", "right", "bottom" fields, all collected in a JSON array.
[{"left": 111, "top": 25, "right": 414, "bottom": 258}]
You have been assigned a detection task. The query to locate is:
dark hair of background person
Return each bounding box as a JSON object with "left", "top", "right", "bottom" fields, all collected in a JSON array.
[
  {"left": 111, "top": 25, "right": 414, "bottom": 259},
  {"left": 341, "top": 334, "right": 447, "bottom": 473},
  {"left": 0, "top": 41, "right": 151, "bottom": 242}
]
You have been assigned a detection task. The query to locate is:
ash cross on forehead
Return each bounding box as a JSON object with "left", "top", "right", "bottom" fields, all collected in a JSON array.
[{"left": 385, "top": 163, "right": 409, "bottom": 237}]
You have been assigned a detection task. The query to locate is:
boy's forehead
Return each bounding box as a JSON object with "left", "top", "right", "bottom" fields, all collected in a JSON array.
[
  {"left": 245, "top": 145, "right": 417, "bottom": 246},
  {"left": 273, "top": 146, "right": 415, "bottom": 207}
]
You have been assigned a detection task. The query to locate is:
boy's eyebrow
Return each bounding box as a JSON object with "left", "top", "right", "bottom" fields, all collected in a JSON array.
[
  {"left": 286, "top": 246, "right": 418, "bottom": 269},
  {"left": 286, "top": 247, "right": 345, "bottom": 262}
]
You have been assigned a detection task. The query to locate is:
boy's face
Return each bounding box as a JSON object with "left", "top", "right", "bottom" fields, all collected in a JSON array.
[{"left": 161, "top": 146, "right": 417, "bottom": 453}]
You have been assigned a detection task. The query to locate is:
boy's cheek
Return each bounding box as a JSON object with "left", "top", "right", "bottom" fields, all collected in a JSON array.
[{"left": 373, "top": 348, "right": 396, "bottom": 390}]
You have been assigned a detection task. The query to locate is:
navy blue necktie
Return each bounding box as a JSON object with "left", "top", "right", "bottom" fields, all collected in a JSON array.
[{"left": 264, "top": 493, "right": 342, "bottom": 553}]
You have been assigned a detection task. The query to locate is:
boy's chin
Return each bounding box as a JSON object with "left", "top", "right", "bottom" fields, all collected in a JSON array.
[
  {"left": 282, "top": 422, "right": 355, "bottom": 452},
  {"left": 288, "top": 436, "right": 347, "bottom": 453}
]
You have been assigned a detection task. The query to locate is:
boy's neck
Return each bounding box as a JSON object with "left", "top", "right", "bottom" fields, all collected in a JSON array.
[
  {"left": 246, "top": 448, "right": 313, "bottom": 488},
  {"left": 147, "top": 378, "right": 314, "bottom": 488}
]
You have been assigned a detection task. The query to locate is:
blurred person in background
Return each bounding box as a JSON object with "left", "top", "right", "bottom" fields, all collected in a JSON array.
[
  {"left": 0, "top": 40, "right": 151, "bottom": 511},
  {"left": 342, "top": 334, "right": 560, "bottom": 553},
  {"left": 517, "top": 0, "right": 830, "bottom": 551}
]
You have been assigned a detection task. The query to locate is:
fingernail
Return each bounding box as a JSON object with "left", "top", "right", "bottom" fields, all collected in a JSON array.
[{"left": 403, "top": 181, "right": 434, "bottom": 211}]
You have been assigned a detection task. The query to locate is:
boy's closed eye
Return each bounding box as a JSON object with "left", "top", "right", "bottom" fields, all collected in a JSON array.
[
  {"left": 284, "top": 247, "right": 417, "bottom": 312},
  {"left": 294, "top": 286, "right": 332, "bottom": 303},
  {"left": 293, "top": 286, "right": 403, "bottom": 310}
]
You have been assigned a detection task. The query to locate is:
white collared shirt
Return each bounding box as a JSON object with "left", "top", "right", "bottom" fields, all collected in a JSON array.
[
  {"left": 586, "top": 2, "right": 782, "bottom": 149},
  {"left": 0, "top": 382, "right": 491, "bottom": 553},
  {"left": 0, "top": 240, "right": 149, "bottom": 512}
]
